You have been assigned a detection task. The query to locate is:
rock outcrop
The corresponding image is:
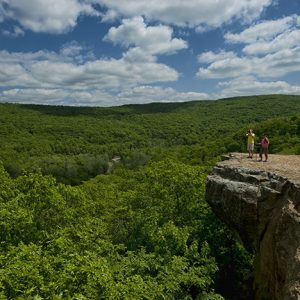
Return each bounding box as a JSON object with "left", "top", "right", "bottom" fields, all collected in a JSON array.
[{"left": 205, "top": 154, "right": 300, "bottom": 300}]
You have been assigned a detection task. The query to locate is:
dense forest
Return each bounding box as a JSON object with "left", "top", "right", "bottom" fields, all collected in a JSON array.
[{"left": 0, "top": 95, "right": 300, "bottom": 299}]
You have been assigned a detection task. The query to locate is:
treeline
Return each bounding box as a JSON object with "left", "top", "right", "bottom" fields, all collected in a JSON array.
[{"left": 0, "top": 95, "right": 299, "bottom": 184}]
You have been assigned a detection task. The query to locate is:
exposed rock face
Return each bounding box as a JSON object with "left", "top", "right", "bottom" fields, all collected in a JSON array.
[{"left": 205, "top": 154, "right": 300, "bottom": 300}]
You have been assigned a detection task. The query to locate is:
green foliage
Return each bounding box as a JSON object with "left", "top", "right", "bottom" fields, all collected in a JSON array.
[
  {"left": 0, "top": 95, "right": 299, "bottom": 183},
  {"left": 0, "top": 94, "right": 299, "bottom": 299},
  {"left": 227, "top": 113, "right": 300, "bottom": 155},
  {"left": 0, "top": 162, "right": 225, "bottom": 299}
]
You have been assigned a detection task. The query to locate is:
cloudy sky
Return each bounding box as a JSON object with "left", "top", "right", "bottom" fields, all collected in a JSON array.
[{"left": 0, "top": 0, "right": 300, "bottom": 106}]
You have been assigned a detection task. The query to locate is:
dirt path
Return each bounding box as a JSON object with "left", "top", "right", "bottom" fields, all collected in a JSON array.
[{"left": 220, "top": 153, "right": 300, "bottom": 183}]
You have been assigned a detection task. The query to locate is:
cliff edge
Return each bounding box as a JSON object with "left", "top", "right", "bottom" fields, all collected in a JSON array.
[{"left": 205, "top": 153, "right": 300, "bottom": 300}]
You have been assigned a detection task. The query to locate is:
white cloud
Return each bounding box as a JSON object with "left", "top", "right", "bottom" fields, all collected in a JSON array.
[
  {"left": 198, "top": 51, "right": 236, "bottom": 63},
  {"left": 117, "top": 86, "right": 208, "bottom": 104},
  {"left": 225, "top": 16, "right": 295, "bottom": 44},
  {"left": 225, "top": 15, "right": 300, "bottom": 55},
  {"left": 122, "top": 48, "right": 156, "bottom": 63},
  {"left": 60, "top": 42, "right": 85, "bottom": 57},
  {"left": 0, "top": 85, "right": 208, "bottom": 107},
  {"left": 197, "top": 15, "right": 300, "bottom": 97},
  {"left": 59, "top": 41, "right": 96, "bottom": 63},
  {"left": 0, "top": 47, "right": 207, "bottom": 106},
  {"left": 96, "top": 0, "right": 272, "bottom": 28},
  {"left": 216, "top": 76, "right": 300, "bottom": 98},
  {"left": 0, "top": 88, "right": 115, "bottom": 106},
  {"left": 197, "top": 52, "right": 251, "bottom": 78},
  {"left": 243, "top": 29, "right": 300, "bottom": 55},
  {"left": 0, "top": 0, "right": 273, "bottom": 34},
  {"left": 197, "top": 47, "right": 300, "bottom": 79},
  {"left": 0, "top": 49, "right": 179, "bottom": 90},
  {"left": 0, "top": 0, "right": 99, "bottom": 33},
  {"left": 1, "top": 25, "right": 24, "bottom": 37},
  {"left": 104, "top": 17, "right": 187, "bottom": 55},
  {"left": 0, "top": 12, "right": 192, "bottom": 106},
  {"left": 195, "top": 25, "right": 209, "bottom": 34}
]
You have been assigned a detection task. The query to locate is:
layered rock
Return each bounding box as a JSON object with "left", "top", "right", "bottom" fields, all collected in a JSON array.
[{"left": 205, "top": 154, "right": 300, "bottom": 300}]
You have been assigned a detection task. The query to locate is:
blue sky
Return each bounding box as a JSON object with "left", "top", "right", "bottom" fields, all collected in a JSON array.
[{"left": 0, "top": 0, "right": 300, "bottom": 106}]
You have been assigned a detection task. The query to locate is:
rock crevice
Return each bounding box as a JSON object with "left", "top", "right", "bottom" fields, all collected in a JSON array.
[{"left": 205, "top": 154, "right": 300, "bottom": 300}]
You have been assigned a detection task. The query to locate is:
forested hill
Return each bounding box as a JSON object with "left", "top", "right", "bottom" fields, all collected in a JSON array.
[
  {"left": 0, "top": 94, "right": 299, "bottom": 184},
  {"left": 0, "top": 94, "right": 300, "bottom": 299}
]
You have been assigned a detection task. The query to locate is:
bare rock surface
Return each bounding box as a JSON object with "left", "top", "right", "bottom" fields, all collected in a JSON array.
[{"left": 205, "top": 153, "right": 300, "bottom": 300}]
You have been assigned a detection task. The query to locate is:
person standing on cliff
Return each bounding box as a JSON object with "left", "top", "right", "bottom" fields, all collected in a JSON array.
[
  {"left": 246, "top": 129, "right": 255, "bottom": 158},
  {"left": 259, "top": 134, "right": 269, "bottom": 162}
]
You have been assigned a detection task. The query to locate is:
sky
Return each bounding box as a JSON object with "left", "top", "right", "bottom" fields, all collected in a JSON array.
[{"left": 0, "top": 0, "right": 300, "bottom": 107}]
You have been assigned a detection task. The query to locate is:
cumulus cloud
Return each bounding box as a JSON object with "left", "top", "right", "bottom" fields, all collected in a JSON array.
[
  {"left": 118, "top": 86, "right": 208, "bottom": 104},
  {"left": 198, "top": 51, "right": 236, "bottom": 63},
  {"left": 0, "top": 7, "right": 197, "bottom": 107},
  {"left": 96, "top": 0, "right": 272, "bottom": 28},
  {"left": 216, "top": 76, "right": 300, "bottom": 98},
  {"left": 0, "top": 0, "right": 99, "bottom": 33},
  {"left": 197, "top": 47, "right": 300, "bottom": 79},
  {"left": 104, "top": 17, "right": 187, "bottom": 55},
  {"left": 0, "top": 49, "right": 178, "bottom": 90},
  {"left": 0, "top": 46, "right": 208, "bottom": 106},
  {"left": 198, "top": 15, "right": 300, "bottom": 80},
  {"left": 0, "top": 88, "right": 115, "bottom": 106},
  {"left": 59, "top": 41, "right": 96, "bottom": 63},
  {"left": 1, "top": 25, "right": 24, "bottom": 37},
  {"left": 243, "top": 29, "right": 300, "bottom": 55},
  {"left": 0, "top": 0, "right": 273, "bottom": 34},
  {"left": 225, "top": 16, "right": 295, "bottom": 44},
  {"left": 195, "top": 14, "right": 300, "bottom": 100},
  {"left": 0, "top": 85, "right": 208, "bottom": 107},
  {"left": 225, "top": 15, "right": 300, "bottom": 55},
  {"left": 197, "top": 52, "right": 251, "bottom": 78}
]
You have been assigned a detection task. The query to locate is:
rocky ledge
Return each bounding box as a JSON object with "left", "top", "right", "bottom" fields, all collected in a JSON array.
[{"left": 205, "top": 153, "right": 300, "bottom": 300}]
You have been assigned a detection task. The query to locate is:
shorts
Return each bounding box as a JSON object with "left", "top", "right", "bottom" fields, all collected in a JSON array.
[{"left": 247, "top": 143, "right": 254, "bottom": 151}]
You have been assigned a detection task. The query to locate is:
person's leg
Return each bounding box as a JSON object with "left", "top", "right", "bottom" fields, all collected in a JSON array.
[
  {"left": 264, "top": 148, "right": 268, "bottom": 161},
  {"left": 259, "top": 147, "right": 262, "bottom": 161},
  {"left": 250, "top": 143, "right": 254, "bottom": 158}
]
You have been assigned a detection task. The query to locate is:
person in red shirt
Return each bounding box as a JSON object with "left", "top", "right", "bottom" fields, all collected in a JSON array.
[{"left": 259, "top": 134, "right": 269, "bottom": 162}]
